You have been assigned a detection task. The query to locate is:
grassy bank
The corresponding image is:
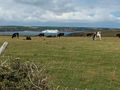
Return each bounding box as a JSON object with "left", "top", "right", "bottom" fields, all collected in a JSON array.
[{"left": 0, "top": 36, "right": 120, "bottom": 90}]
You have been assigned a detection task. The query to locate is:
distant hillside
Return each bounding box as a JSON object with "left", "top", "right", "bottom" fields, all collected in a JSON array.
[
  {"left": 0, "top": 26, "right": 120, "bottom": 32},
  {"left": 0, "top": 26, "right": 76, "bottom": 32}
]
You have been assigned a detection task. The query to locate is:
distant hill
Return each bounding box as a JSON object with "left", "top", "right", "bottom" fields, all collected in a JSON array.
[{"left": 0, "top": 26, "right": 120, "bottom": 32}]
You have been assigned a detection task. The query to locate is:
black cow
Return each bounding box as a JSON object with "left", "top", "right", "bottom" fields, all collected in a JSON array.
[
  {"left": 12, "top": 33, "right": 19, "bottom": 39},
  {"left": 26, "top": 36, "right": 31, "bottom": 40},
  {"left": 38, "top": 33, "right": 44, "bottom": 37},
  {"left": 116, "top": 34, "right": 120, "bottom": 38},
  {"left": 57, "top": 33, "right": 64, "bottom": 37},
  {"left": 86, "top": 33, "right": 94, "bottom": 37}
]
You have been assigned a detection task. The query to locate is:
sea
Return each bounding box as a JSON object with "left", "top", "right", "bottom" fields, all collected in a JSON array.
[{"left": 0, "top": 31, "right": 73, "bottom": 36}]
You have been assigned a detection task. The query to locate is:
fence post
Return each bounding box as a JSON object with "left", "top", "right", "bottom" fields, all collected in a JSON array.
[{"left": 0, "top": 41, "right": 8, "bottom": 55}]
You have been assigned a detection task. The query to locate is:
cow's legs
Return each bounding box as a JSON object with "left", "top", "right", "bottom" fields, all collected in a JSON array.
[
  {"left": 93, "top": 34, "right": 96, "bottom": 40},
  {"left": 99, "top": 35, "right": 102, "bottom": 40}
]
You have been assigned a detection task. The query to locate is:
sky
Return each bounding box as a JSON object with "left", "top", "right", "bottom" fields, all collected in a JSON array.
[{"left": 0, "top": 0, "right": 120, "bottom": 28}]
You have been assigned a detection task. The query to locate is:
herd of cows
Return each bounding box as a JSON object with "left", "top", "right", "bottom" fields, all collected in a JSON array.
[
  {"left": 38, "top": 32, "right": 64, "bottom": 37},
  {"left": 11, "top": 31, "right": 120, "bottom": 40},
  {"left": 11, "top": 32, "right": 65, "bottom": 40}
]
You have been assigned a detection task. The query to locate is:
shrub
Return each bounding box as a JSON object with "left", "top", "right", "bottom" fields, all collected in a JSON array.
[{"left": 0, "top": 59, "right": 51, "bottom": 90}]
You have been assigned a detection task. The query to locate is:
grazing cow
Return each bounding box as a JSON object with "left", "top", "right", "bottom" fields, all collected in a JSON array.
[
  {"left": 26, "top": 36, "right": 31, "bottom": 40},
  {"left": 93, "top": 31, "right": 102, "bottom": 40},
  {"left": 57, "top": 33, "right": 64, "bottom": 37},
  {"left": 86, "top": 33, "right": 94, "bottom": 37},
  {"left": 12, "top": 33, "right": 19, "bottom": 39},
  {"left": 38, "top": 33, "right": 44, "bottom": 37},
  {"left": 116, "top": 34, "right": 120, "bottom": 38}
]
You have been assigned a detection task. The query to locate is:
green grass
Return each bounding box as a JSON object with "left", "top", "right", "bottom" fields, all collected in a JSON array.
[{"left": 1, "top": 36, "right": 120, "bottom": 90}]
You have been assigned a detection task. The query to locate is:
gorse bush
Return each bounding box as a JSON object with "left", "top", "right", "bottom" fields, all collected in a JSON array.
[{"left": 0, "top": 59, "right": 51, "bottom": 90}]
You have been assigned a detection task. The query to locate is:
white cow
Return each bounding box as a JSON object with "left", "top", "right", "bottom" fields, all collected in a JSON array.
[{"left": 93, "top": 31, "right": 102, "bottom": 40}]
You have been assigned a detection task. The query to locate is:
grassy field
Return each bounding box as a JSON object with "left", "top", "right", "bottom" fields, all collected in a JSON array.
[{"left": 0, "top": 36, "right": 120, "bottom": 90}]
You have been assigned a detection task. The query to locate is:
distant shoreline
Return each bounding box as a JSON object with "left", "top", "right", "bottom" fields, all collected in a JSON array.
[{"left": 0, "top": 26, "right": 120, "bottom": 32}]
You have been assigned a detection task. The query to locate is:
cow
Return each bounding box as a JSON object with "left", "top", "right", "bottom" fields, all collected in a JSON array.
[
  {"left": 26, "top": 36, "right": 31, "bottom": 40},
  {"left": 57, "top": 33, "right": 64, "bottom": 37},
  {"left": 12, "top": 33, "right": 19, "bottom": 39},
  {"left": 93, "top": 31, "right": 102, "bottom": 40},
  {"left": 86, "top": 33, "right": 94, "bottom": 37},
  {"left": 116, "top": 34, "right": 120, "bottom": 38},
  {"left": 38, "top": 33, "right": 44, "bottom": 37}
]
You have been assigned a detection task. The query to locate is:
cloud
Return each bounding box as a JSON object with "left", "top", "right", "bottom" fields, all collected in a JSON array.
[
  {"left": 0, "top": 0, "right": 120, "bottom": 26},
  {"left": 14, "top": 0, "right": 75, "bottom": 14}
]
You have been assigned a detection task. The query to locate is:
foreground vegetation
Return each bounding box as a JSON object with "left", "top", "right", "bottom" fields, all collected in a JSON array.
[
  {"left": 0, "top": 59, "right": 50, "bottom": 90},
  {"left": 0, "top": 36, "right": 120, "bottom": 90}
]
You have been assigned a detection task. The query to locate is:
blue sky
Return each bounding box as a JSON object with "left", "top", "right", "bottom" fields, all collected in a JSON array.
[{"left": 0, "top": 0, "right": 120, "bottom": 28}]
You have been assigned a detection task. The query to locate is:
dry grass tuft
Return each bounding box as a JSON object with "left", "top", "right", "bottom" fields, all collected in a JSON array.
[{"left": 0, "top": 58, "right": 51, "bottom": 90}]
